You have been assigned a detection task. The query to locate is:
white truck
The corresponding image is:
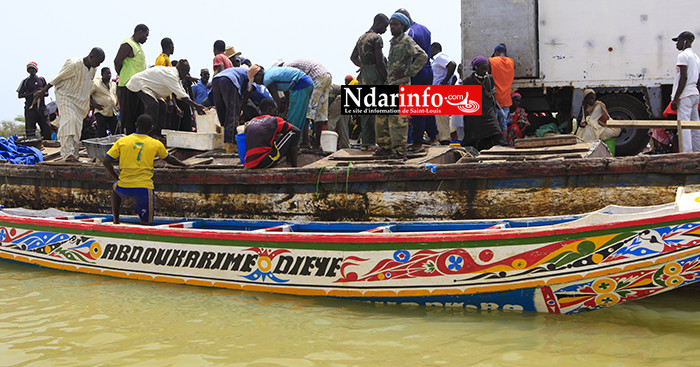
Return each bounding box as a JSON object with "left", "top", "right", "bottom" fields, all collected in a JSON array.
[{"left": 461, "top": 0, "right": 697, "bottom": 155}]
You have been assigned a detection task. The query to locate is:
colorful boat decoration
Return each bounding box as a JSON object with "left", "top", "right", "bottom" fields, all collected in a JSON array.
[
  {"left": 1, "top": 188, "right": 700, "bottom": 314},
  {"left": 3, "top": 151, "right": 700, "bottom": 221}
]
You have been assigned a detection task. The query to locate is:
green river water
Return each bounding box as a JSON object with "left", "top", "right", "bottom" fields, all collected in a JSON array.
[{"left": 1, "top": 261, "right": 699, "bottom": 367}]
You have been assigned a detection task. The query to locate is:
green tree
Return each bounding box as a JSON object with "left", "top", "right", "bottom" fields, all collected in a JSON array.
[{"left": 0, "top": 116, "right": 25, "bottom": 138}]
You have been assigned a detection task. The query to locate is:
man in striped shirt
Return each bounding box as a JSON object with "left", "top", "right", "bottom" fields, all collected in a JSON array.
[{"left": 33, "top": 48, "right": 105, "bottom": 161}]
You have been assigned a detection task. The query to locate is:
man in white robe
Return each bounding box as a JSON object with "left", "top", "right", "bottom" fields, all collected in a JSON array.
[{"left": 33, "top": 48, "right": 105, "bottom": 161}]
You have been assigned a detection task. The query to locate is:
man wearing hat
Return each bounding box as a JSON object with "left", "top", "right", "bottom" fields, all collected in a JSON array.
[
  {"left": 671, "top": 31, "right": 700, "bottom": 152},
  {"left": 17, "top": 62, "right": 52, "bottom": 140},
  {"left": 373, "top": 12, "right": 427, "bottom": 159},
  {"left": 225, "top": 46, "right": 243, "bottom": 67}
]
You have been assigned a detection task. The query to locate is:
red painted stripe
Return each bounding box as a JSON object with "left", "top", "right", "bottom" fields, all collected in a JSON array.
[{"left": 1, "top": 209, "right": 699, "bottom": 244}]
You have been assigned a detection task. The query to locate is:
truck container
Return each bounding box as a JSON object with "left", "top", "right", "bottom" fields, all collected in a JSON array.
[{"left": 461, "top": 0, "right": 698, "bottom": 155}]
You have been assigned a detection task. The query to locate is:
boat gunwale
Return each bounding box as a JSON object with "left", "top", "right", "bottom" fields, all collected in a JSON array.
[{"left": 1, "top": 206, "right": 699, "bottom": 247}]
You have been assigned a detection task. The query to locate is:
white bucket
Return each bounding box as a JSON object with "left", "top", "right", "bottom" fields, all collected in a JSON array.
[{"left": 320, "top": 131, "right": 338, "bottom": 153}]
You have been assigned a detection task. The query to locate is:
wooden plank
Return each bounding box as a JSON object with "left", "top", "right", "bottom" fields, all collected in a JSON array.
[
  {"left": 183, "top": 157, "right": 214, "bottom": 166},
  {"left": 606, "top": 120, "right": 700, "bottom": 129},
  {"left": 514, "top": 135, "right": 577, "bottom": 148}
]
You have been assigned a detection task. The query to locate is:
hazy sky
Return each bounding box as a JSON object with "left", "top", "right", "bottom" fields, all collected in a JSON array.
[{"left": 0, "top": 0, "right": 462, "bottom": 123}]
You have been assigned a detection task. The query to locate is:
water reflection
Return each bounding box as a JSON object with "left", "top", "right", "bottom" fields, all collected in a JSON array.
[{"left": 0, "top": 262, "right": 698, "bottom": 366}]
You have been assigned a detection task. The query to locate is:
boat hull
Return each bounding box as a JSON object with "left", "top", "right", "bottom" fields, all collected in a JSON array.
[
  {"left": 2, "top": 153, "right": 700, "bottom": 221},
  {"left": 1, "top": 210, "right": 699, "bottom": 314}
]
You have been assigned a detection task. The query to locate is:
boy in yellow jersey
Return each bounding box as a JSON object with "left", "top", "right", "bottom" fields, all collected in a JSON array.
[{"left": 103, "top": 114, "right": 189, "bottom": 225}]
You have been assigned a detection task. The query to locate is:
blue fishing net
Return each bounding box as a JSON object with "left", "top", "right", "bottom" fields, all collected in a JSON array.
[{"left": 0, "top": 135, "right": 44, "bottom": 165}]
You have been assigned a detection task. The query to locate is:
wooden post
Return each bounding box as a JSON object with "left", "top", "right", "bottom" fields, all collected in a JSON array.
[{"left": 677, "top": 119, "right": 684, "bottom": 153}]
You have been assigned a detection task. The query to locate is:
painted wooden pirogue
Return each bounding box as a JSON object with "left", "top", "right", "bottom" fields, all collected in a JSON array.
[
  {"left": 1, "top": 188, "right": 700, "bottom": 314},
  {"left": 2, "top": 151, "right": 700, "bottom": 221}
]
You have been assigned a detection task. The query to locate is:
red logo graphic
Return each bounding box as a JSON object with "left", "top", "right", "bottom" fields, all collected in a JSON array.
[{"left": 398, "top": 85, "right": 482, "bottom": 115}]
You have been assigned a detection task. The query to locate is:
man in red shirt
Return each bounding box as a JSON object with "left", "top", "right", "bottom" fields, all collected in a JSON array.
[
  {"left": 489, "top": 44, "right": 515, "bottom": 133},
  {"left": 244, "top": 99, "right": 300, "bottom": 169},
  {"left": 212, "top": 40, "right": 233, "bottom": 75}
]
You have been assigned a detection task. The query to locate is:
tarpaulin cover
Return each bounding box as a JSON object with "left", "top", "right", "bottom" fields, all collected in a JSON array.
[{"left": 0, "top": 135, "right": 43, "bottom": 165}]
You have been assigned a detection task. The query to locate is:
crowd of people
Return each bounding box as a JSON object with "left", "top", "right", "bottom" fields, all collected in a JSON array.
[
  {"left": 19, "top": 13, "right": 697, "bottom": 225},
  {"left": 16, "top": 8, "right": 535, "bottom": 167}
]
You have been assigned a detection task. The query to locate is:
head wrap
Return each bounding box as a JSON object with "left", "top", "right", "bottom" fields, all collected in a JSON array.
[
  {"left": 26, "top": 62, "right": 38, "bottom": 71},
  {"left": 247, "top": 64, "right": 262, "bottom": 91},
  {"left": 390, "top": 13, "right": 410, "bottom": 28},
  {"left": 511, "top": 92, "right": 521, "bottom": 99},
  {"left": 494, "top": 44, "right": 507, "bottom": 54},
  {"left": 471, "top": 56, "right": 489, "bottom": 69},
  {"left": 583, "top": 88, "right": 596, "bottom": 99}
]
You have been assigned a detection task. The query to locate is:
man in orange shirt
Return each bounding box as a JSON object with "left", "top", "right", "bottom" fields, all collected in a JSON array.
[{"left": 489, "top": 44, "right": 514, "bottom": 133}]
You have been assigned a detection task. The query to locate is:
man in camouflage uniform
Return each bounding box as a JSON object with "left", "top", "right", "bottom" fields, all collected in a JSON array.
[
  {"left": 351, "top": 13, "right": 389, "bottom": 151},
  {"left": 374, "top": 12, "right": 428, "bottom": 159}
]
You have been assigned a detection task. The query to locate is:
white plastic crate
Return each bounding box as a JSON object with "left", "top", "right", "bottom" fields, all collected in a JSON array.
[{"left": 165, "top": 131, "right": 223, "bottom": 150}]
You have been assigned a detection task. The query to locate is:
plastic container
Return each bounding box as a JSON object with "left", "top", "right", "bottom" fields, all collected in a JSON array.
[
  {"left": 320, "top": 131, "right": 338, "bottom": 153},
  {"left": 235, "top": 133, "right": 246, "bottom": 164},
  {"left": 165, "top": 131, "right": 223, "bottom": 150},
  {"left": 195, "top": 109, "right": 221, "bottom": 134},
  {"left": 82, "top": 134, "right": 126, "bottom": 161}
]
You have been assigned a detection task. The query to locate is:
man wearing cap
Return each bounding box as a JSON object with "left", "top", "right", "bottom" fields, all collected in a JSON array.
[
  {"left": 33, "top": 48, "right": 106, "bottom": 161},
  {"left": 213, "top": 40, "right": 233, "bottom": 75},
  {"left": 17, "top": 62, "right": 52, "bottom": 140},
  {"left": 351, "top": 13, "right": 389, "bottom": 151},
  {"left": 373, "top": 12, "right": 428, "bottom": 159},
  {"left": 115, "top": 24, "right": 149, "bottom": 135},
  {"left": 489, "top": 43, "right": 515, "bottom": 135},
  {"left": 671, "top": 31, "right": 700, "bottom": 152}
]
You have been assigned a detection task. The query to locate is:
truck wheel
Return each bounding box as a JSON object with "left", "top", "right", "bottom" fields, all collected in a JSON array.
[{"left": 598, "top": 94, "right": 650, "bottom": 156}]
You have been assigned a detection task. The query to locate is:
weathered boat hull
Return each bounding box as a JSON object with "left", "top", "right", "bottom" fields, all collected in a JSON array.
[
  {"left": 2, "top": 153, "right": 700, "bottom": 221},
  {"left": 1, "top": 202, "right": 699, "bottom": 314}
]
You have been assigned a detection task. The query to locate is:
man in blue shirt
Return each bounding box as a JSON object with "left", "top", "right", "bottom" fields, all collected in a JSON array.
[
  {"left": 191, "top": 68, "right": 211, "bottom": 106},
  {"left": 210, "top": 67, "right": 253, "bottom": 154}
]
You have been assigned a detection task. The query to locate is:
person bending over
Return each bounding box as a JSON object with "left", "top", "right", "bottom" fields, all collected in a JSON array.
[{"left": 244, "top": 99, "right": 300, "bottom": 169}]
